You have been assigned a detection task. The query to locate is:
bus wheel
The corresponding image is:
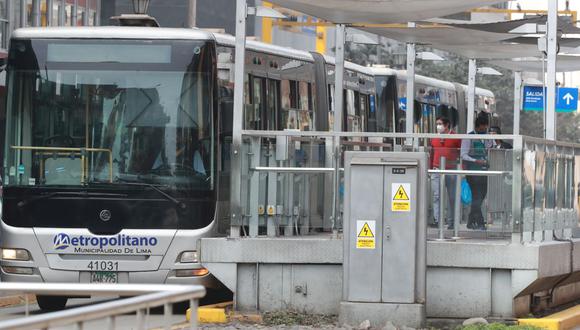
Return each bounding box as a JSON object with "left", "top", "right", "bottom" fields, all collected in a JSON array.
[{"left": 36, "top": 295, "right": 68, "bottom": 311}]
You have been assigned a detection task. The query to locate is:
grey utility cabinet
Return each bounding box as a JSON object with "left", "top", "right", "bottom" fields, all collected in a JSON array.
[{"left": 340, "top": 151, "right": 428, "bottom": 329}]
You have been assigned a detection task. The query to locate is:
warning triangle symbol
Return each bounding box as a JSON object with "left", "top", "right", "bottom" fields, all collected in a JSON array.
[
  {"left": 393, "top": 185, "right": 410, "bottom": 200},
  {"left": 358, "top": 222, "right": 374, "bottom": 238}
]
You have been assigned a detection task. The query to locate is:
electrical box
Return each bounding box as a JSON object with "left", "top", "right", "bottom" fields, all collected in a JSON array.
[{"left": 341, "top": 151, "right": 428, "bottom": 328}]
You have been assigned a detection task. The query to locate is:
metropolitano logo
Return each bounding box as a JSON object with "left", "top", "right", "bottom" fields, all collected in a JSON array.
[{"left": 53, "top": 233, "right": 71, "bottom": 250}]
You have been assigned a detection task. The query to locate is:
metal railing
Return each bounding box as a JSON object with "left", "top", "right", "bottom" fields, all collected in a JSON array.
[
  {"left": 0, "top": 283, "right": 205, "bottom": 330},
  {"left": 228, "top": 130, "right": 580, "bottom": 243}
]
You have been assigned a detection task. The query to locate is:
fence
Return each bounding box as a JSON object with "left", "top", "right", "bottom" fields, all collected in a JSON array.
[
  {"left": 0, "top": 282, "right": 205, "bottom": 330},
  {"left": 224, "top": 131, "right": 580, "bottom": 243}
]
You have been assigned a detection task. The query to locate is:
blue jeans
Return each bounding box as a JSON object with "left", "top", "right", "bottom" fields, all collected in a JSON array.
[{"left": 431, "top": 173, "right": 457, "bottom": 224}]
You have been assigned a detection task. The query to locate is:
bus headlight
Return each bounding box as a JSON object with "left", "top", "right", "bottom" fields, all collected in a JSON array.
[
  {"left": 179, "top": 251, "right": 199, "bottom": 263},
  {"left": 1, "top": 248, "right": 31, "bottom": 261}
]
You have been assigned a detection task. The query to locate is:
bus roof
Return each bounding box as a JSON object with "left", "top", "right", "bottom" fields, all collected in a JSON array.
[
  {"left": 213, "top": 33, "right": 314, "bottom": 62},
  {"left": 11, "top": 26, "right": 215, "bottom": 41}
]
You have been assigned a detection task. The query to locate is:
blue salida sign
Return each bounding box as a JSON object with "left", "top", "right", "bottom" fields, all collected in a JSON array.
[{"left": 523, "top": 86, "right": 578, "bottom": 113}]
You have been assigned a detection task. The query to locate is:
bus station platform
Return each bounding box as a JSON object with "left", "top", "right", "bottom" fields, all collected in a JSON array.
[{"left": 201, "top": 235, "right": 580, "bottom": 319}]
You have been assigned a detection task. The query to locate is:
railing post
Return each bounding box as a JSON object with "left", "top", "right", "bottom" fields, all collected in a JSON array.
[
  {"left": 249, "top": 136, "right": 261, "bottom": 237},
  {"left": 163, "top": 303, "right": 171, "bottom": 330},
  {"left": 189, "top": 298, "right": 198, "bottom": 330},
  {"left": 266, "top": 142, "right": 278, "bottom": 237},
  {"left": 453, "top": 160, "right": 462, "bottom": 239},
  {"left": 332, "top": 24, "right": 346, "bottom": 234},
  {"left": 230, "top": 0, "right": 248, "bottom": 238},
  {"left": 136, "top": 308, "right": 145, "bottom": 330},
  {"left": 438, "top": 157, "right": 446, "bottom": 240},
  {"left": 511, "top": 135, "right": 524, "bottom": 244}
]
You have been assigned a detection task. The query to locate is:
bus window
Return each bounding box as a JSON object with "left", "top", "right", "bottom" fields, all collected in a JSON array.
[{"left": 267, "top": 79, "right": 280, "bottom": 130}]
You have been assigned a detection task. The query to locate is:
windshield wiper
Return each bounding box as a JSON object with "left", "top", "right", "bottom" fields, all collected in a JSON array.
[
  {"left": 94, "top": 178, "right": 186, "bottom": 210},
  {"left": 17, "top": 191, "right": 128, "bottom": 208}
]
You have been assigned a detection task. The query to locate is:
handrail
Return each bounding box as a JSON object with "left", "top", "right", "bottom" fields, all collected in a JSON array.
[
  {"left": 252, "top": 166, "right": 335, "bottom": 173},
  {"left": 0, "top": 283, "right": 205, "bottom": 330},
  {"left": 428, "top": 169, "right": 506, "bottom": 176},
  {"left": 11, "top": 145, "right": 114, "bottom": 183},
  {"left": 241, "top": 129, "right": 518, "bottom": 140}
]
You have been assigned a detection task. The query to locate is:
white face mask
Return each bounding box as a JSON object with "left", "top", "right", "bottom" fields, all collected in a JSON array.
[{"left": 436, "top": 124, "right": 445, "bottom": 133}]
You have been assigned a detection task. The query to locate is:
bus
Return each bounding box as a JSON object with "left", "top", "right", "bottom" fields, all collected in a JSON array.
[{"left": 369, "top": 67, "right": 497, "bottom": 134}]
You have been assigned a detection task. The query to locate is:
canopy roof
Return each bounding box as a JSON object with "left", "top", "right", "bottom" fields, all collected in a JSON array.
[
  {"left": 269, "top": 0, "right": 506, "bottom": 24},
  {"left": 488, "top": 56, "right": 580, "bottom": 72},
  {"left": 361, "top": 16, "right": 580, "bottom": 61}
]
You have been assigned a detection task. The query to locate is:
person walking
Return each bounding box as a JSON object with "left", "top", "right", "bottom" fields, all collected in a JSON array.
[
  {"left": 461, "top": 115, "right": 493, "bottom": 230},
  {"left": 430, "top": 116, "right": 461, "bottom": 229}
]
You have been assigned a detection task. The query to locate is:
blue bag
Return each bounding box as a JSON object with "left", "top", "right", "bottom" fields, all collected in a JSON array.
[{"left": 461, "top": 178, "right": 472, "bottom": 205}]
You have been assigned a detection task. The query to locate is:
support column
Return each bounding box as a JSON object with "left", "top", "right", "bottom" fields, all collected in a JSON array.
[
  {"left": 58, "top": 0, "right": 66, "bottom": 26},
  {"left": 188, "top": 0, "right": 197, "bottom": 28},
  {"left": 546, "top": 0, "right": 558, "bottom": 140},
  {"left": 47, "top": 0, "right": 54, "bottom": 26},
  {"left": 230, "top": 0, "right": 248, "bottom": 237},
  {"left": 20, "top": 0, "right": 27, "bottom": 28},
  {"left": 405, "top": 43, "right": 416, "bottom": 144},
  {"left": 513, "top": 71, "right": 522, "bottom": 135},
  {"left": 72, "top": 0, "right": 78, "bottom": 26},
  {"left": 32, "top": 0, "right": 41, "bottom": 27},
  {"left": 332, "top": 24, "right": 346, "bottom": 232},
  {"left": 467, "top": 59, "right": 477, "bottom": 133}
]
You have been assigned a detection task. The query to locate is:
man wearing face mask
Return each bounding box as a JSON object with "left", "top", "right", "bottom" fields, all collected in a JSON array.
[
  {"left": 461, "top": 115, "right": 494, "bottom": 230},
  {"left": 430, "top": 117, "right": 461, "bottom": 228}
]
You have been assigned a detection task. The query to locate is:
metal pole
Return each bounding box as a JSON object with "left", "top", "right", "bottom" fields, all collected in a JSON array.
[
  {"left": 453, "top": 160, "right": 462, "bottom": 238},
  {"left": 72, "top": 0, "right": 78, "bottom": 26},
  {"left": 230, "top": 0, "right": 247, "bottom": 237},
  {"left": 332, "top": 24, "right": 346, "bottom": 233},
  {"left": 47, "top": 0, "right": 54, "bottom": 26},
  {"left": 546, "top": 0, "right": 558, "bottom": 140},
  {"left": 83, "top": 0, "right": 89, "bottom": 26},
  {"left": 58, "top": 0, "right": 65, "bottom": 26},
  {"left": 31, "top": 0, "right": 41, "bottom": 26},
  {"left": 467, "top": 59, "right": 477, "bottom": 133},
  {"left": 513, "top": 71, "right": 522, "bottom": 135},
  {"left": 20, "top": 0, "right": 27, "bottom": 28},
  {"left": 438, "top": 157, "right": 446, "bottom": 240},
  {"left": 405, "top": 42, "right": 416, "bottom": 145},
  {"left": 188, "top": 0, "right": 196, "bottom": 28},
  {"left": 6, "top": 0, "right": 13, "bottom": 49},
  {"left": 95, "top": 0, "right": 101, "bottom": 26}
]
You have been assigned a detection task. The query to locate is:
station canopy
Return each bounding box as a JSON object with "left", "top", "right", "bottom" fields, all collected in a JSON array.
[
  {"left": 268, "top": 0, "right": 507, "bottom": 24},
  {"left": 358, "top": 15, "right": 580, "bottom": 72},
  {"left": 269, "top": 0, "right": 580, "bottom": 72}
]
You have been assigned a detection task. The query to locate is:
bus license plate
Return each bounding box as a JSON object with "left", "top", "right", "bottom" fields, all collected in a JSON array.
[{"left": 90, "top": 272, "right": 118, "bottom": 283}]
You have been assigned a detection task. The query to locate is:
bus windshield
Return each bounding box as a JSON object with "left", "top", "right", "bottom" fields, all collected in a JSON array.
[{"left": 4, "top": 38, "right": 216, "bottom": 192}]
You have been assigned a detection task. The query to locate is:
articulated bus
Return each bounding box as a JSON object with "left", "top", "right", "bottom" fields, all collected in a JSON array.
[
  {"left": 369, "top": 67, "right": 497, "bottom": 134},
  {"left": 0, "top": 26, "right": 495, "bottom": 310}
]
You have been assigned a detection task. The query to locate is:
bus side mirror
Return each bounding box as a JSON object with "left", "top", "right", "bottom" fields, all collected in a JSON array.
[{"left": 0, "top": 58, "right": 6, "bottom": 72}]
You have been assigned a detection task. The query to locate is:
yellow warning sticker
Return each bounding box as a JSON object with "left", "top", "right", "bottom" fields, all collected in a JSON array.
[
  {"left": 356, "top": 220, "right": 376, "bottom": 249},
  {"left": 392, "top": 183, "right": 411, "bottom": 212}
]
